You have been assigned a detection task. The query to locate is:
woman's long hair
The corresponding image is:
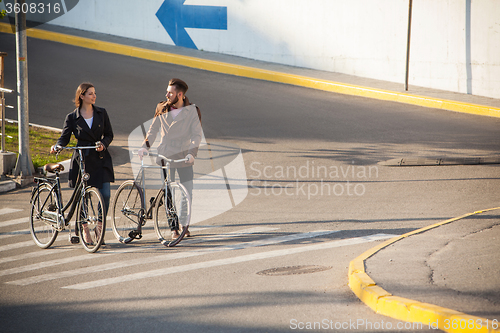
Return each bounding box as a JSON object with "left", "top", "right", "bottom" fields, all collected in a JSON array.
[{"left": 74, "top": 82, "right": 94, "bottom": 108}]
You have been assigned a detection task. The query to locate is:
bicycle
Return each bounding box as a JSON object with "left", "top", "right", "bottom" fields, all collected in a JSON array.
[
  {"left": 111, "top": 152, "right": 191, "bottom": 247},
  {"left": 29, "top": 145, "right": 106, "bottom": 253}
]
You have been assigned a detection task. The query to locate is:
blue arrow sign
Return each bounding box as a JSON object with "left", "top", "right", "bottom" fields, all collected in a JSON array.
[{"left": 156, "top": 0, "right": 228, "bottom": 50}]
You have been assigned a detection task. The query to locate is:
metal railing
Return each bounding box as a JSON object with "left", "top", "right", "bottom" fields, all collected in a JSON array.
[{"left": 1, "top": 87, "right": 14, "bottom": 153}]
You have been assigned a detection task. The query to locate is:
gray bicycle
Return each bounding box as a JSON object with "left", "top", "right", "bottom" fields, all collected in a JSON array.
[{"left": 111, "top": 152, "right": 191, "bottom": 247}]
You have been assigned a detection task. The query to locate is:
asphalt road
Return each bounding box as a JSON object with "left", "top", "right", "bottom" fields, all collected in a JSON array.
[{"left": 0, "top": 32, "right": 499, "bottom": 333}]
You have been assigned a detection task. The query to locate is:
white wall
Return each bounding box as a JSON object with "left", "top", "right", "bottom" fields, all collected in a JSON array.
[{"left": 27, "top": 0, "right": 500, "bottom": 99}]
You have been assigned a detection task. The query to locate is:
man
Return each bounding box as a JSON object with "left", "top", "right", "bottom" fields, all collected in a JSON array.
[{"left": 138, "top": 78, "right": 202, "bottom": 239}]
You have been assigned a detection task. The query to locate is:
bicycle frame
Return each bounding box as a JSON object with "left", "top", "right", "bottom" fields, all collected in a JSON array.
[
  {"left": 135, "top": 153, "right": 187, "bottom": 219},
  {"left": 31, "top": 147, "right": 94, "bottom": 231},
  {"left": 111, "top": 151, "right": 191, "bottom": 246}
]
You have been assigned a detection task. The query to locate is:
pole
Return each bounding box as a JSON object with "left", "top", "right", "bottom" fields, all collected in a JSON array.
[
  {"left": 14, "top": 0, "right": 33, "bottom": 177},
  {"left": 405, "top": 0, "right": 413, "bottom": 91},
  {"left": 1, "top": 52, "right": 6, "bottom": 153}
]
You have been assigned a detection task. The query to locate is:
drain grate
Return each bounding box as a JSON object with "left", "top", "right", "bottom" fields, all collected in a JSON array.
[{"left": 257, "top": 265, "right": 332, "bottom": 276}]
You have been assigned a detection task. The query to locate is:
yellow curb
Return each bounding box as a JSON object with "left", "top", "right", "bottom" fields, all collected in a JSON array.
[
  {"left": 1, "top": 22, "right": 499, "bottom": 118},
  {"left": 349, "top": 207, "right": 500, "bottom": 333}
]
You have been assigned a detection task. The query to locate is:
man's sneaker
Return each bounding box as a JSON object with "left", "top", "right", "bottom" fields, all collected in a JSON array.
[{"left": 180, "top": 226, "right": 191, "bottom": 237}]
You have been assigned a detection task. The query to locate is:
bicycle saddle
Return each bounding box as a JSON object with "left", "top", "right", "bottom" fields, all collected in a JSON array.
[{"left": 44, "top": 163, "right": 64, "bottom": 173}]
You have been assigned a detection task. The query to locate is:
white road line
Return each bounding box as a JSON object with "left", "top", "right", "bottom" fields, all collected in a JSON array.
[
  {"left": 7, "top": 230, "right": 338, "bottom": 286},
  {"left": 0, "top": 240, "right": 36, "bottom": 252},
  {"left": 0, "top": 208, "right": 23, "bottom": 216},
  {"left": 0, "top": 248, "right": 75, "bottom": 264},
  {"left": 182, "top": 226, "right": 277, "bottom": 245},
  {"left": 0, "top": 230, "right": 30, "bottom": 240},
  {"left": 64, "top": 233, "right": 396, "bottom": 290},
  {"left": 0, "top": 227, "right": 277, "bottom": 277},
  {"left": 0, "top": 217, "right": 29, "bottom": 228}
]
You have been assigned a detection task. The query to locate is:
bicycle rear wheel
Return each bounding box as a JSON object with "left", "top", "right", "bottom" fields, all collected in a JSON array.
[
  {"left": 111, "top": 180, "right": 144, "bottom": 244},
  {"left": 77, "top": 186, "right": 106, "bottom": 253},
  {"left": 30, "top": 183, "right": 59, "bottom": 249},
  {"left": 154, "top": 182, "right": 191, "bottom": 247}
]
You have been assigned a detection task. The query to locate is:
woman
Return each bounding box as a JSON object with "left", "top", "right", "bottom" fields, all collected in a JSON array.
[{"left": 51, "top": 82, "right": 115, "bottom": 242}]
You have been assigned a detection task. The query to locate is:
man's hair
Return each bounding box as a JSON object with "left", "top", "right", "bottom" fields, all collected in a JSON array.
[
  {"left": 155, "top": 78, "right": 201, "bottom": 123},
  {"left": 168, "top": 78, "right": 188, "bottom": 94}
]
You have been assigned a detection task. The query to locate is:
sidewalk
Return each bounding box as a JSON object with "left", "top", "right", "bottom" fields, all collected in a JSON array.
[{"left": 350, "top": 208, "right": 500, "bottom": 332}]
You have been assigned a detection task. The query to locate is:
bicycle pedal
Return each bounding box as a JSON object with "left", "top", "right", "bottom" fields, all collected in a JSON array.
[
  {"left": 128, "top": 230, "right": 142, "bottom": 240},
  {"left": 70, "top": 236, "right": 80, "bottom": 244}
]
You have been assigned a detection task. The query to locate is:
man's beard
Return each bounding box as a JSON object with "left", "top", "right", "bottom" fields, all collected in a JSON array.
[{"left": 167, "top": 95, "right": 179, "bottom": 107}]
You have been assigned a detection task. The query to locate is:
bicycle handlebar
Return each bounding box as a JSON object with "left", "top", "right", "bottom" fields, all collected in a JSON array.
[
  {"left": 55, "top": 145, "right": 100, "bottom": 151},
  {"left": 133, "top": 151, "right": 189, "bottom": 163}
]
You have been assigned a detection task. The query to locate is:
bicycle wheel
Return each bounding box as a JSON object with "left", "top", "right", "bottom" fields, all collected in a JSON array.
[
  {"left": 111, "top": 180, "right": 145, "bottom": 244},
  {"left": 154, "top": 181, "right": 191, "bottom": 247},
  {"left": 29, "top": 183, "right": 59, "bottom": 249},
  {"left": 77, "top": 186, "right": 106, "bottom": 253}
]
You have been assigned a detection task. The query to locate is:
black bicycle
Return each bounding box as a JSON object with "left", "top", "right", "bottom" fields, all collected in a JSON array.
[
  {"left": 29, "top": 145, "right": 106, "bottom": 253},
  {"left": 111, "top": 152, "right": 191, "bottom": 247}
]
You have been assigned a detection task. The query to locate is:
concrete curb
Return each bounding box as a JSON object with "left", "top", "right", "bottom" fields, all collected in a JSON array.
[
  {"left": 0, "top": 179, "right": 16, "bottom": 192},
  {"left": 1, "top": 22, "right": 499, "bottom": 119},
  {"left": 348, "top": 207, "right": 500, "bottom": 333}
]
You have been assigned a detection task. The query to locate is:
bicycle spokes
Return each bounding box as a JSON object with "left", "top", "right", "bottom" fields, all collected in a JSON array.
[
  {"left": 78, "top": 188, "right": 106, "bottom": 253},
  {"left": 111, "top": 181, "right": 144, "bottom": 244}
]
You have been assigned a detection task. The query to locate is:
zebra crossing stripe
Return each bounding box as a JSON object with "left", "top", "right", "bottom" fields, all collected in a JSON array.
[
  {"left": 0, "top": 248, "right": 74, "bottom": 264},
  {"left": 0, "top": 217, "right": 29, "bottom": 228},
  {"left": 0, "top": 208, "right": 23, "bottom": 216},
  {"left": 64, "top": 233, "right": 396, "bottom": 290},
  {"left": 0, "top": 227, "right": 277, "bottom": 277},
  {"left": 0, "top": 230, "right": 30, "bottom": 240},
  {"left": 6, "top": 230, "right": 338, "bottom": 286},
  {"left": 0, "top": 240, "right": 36, "bottom": 252}
]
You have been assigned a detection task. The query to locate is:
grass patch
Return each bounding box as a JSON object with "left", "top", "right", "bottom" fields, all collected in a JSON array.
[{"left": 2, "top": 121, "right": 76, "bottom": 169}]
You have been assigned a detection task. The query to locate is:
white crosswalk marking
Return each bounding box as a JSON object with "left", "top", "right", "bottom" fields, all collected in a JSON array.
[
  {"left": 0, "top": 240, "right": 37, "bottom": 252},
  {"left": 0, "top": 248, "right": 74, "bottom": 264},
  {"left": 0, "top": 217, "right": 29, "bottom": 228},
  {"left": 0, "top": 208, "right": 23, "bottom": 216},
  {"left": 0, "top": 227, "right": 277, "bottom": 277},
  {"left": 0, "top": 230, "right": 30, "bottom": 240},
  {"left": 64, "top": 233, "right": 395, "bottom": 290},
  {"left": 0, "top": 208, "right": 398, "bottom": 293},
  {"left": 7, "top": 230, "right": 338, "bottom": 286}
]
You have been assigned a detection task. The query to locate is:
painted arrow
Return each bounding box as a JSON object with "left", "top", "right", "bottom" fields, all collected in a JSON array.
[{"left": 156, "top": 0, "right": 227, "bottom": 50}]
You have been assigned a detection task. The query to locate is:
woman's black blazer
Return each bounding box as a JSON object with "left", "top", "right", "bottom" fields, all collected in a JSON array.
[{"left": 56, "top": 105, "right": 115, "bottom": 188}]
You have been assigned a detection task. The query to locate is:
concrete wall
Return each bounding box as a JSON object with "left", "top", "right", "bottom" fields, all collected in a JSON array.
[{"left": 4, "top": 0, "right": 498, "bottom": 99}]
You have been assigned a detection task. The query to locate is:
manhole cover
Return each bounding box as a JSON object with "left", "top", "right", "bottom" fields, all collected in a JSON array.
[{"left": 257, "top": 265, "right": 332, "bottom": 276}]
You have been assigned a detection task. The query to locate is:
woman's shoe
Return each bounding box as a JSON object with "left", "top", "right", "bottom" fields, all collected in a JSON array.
[
  {"left": 171, "top": 229, "right": 180, "bottom": 240},
  {"left": 82, "top": 224, "right": 93, "bottom": 245}
]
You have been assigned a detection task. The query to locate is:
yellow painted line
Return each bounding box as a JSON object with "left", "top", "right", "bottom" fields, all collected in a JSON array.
[
  {"left": 349, "top": 207, "right": 500, "bottom": 333},
  {"left": 1, "top": 22, "right": 499, "bottom": 118}
]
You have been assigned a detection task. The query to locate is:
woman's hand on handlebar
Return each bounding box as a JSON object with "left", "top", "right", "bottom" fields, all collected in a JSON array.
[
  {"left": 50, "top": 145, "right": 61, "bottom": 154},
  {"left": 95, "top": 141, "right": 105, "bottom": 152}
]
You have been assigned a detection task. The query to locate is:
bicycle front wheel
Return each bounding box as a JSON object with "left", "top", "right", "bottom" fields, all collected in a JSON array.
[
  {"left": 111, "top": 180, "right": 144, "bottom": 244},
  {"left": 77, "top": 186, "right": 106, "bottom": 253},
  {"left": 154, "top": 182, "right": 191, "bottom": 247},
  {"left": 30, "top": 183, "right": 59, "bottom": 249}
]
